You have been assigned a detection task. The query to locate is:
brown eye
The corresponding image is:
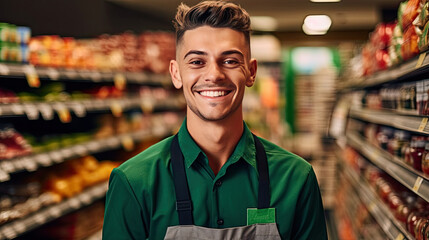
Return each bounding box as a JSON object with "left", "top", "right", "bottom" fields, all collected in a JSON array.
[{"left": 190, "top": 60, "right": 204, "bottom": 65}]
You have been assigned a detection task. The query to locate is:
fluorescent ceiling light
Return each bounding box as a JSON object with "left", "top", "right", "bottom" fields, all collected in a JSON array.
[
  {"left": 250, "top": 16, "right": 278, "bottom": 31},
  {"left": 310, "top": 0, "right": 341, "bottom": 2},
  {"left": 302, "top": 15, "right": 332, "bottom": 35}
]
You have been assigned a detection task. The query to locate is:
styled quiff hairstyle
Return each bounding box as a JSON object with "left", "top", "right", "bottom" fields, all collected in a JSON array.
[{"left": 173, "top": 1, "right": 252, "bottom": 46}]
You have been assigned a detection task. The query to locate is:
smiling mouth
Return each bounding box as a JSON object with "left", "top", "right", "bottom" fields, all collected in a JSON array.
[{"left": 198, "top": 90, "right": 232, "bottom": 97}]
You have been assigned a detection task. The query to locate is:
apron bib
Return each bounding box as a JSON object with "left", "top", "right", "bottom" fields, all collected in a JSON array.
[{"left": 164, "top": 134, "right": 281, "bottom": 240}]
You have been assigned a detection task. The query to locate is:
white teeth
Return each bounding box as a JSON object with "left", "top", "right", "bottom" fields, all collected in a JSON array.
[{"left": 200, "top": 91, "right": 226, "bottom": 97}]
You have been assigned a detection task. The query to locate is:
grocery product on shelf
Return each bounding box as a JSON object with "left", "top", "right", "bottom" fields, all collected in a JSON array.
[
  {"left": 0, "top": 23, "right": 30, "bottom": 63},
  {"left": 0, "top": 125, "right": 32, "bottom": 160},
  {"left": 18, "top": 200, "right": 105, "bottom": 240},
  {"left": 341, "top": 146, "right": 429, "bottom": 239},
  {"left": 0, "top": 88, "right": 19, "bottom": 104},
  {"left": 343, "top": 0, "right": 429, "bottom": 81},
  {"left": 44, "top": 156, "right": 118, "bottom": 200},
  {"left": 0, "top": 155, "right": 117, "bottom": 226},
  {"left": 28, "top": 32, "right": 175, "bottom": 73},
  {"left": 354, "top": 119, "right": 429, "bottom": 174}
]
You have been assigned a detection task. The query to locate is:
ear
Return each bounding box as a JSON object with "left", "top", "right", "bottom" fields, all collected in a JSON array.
[
  {"left": 170, "top": 60, "right": 182, "bottom": 89},
  {"left": 246, "top": 58, "right": 257, "bottom": 87}
]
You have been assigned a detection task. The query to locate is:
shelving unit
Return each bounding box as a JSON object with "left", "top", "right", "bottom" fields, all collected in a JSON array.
[
  {"left": 341, "top": 51, "right": 429, "bottom": 89},
  {"left": 349, "top": 108, "right": 429, "bottom": 134},
  {"left": 347, "top": 131, "right": 429, "bottom": 202},
  {"left": 340, "top": 162, "right": 412, "bottom": 240},
  {"left": 0, "top": 57, "right": 184, "bottom": 239},
  {"left": 0, "top": 182, "right": 108, "bottom": 240},
  {"left": 0, "top": 63, "right": 171, "bottom": 86},
  {"left": 333, "top": 43, "right": 429, "bottom": 239},
  {"left": 0, "top": 95, "right": 185, "bottom": 119},
  {"left": 0, "top": 122, "right": 179, "bottom": 182}
]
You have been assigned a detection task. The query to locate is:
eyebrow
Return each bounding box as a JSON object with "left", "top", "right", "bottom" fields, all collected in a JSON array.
[
  {"left": 184, "top": 50, "right": 207, "bottom": 59},
  {"left": 183, "top": 50, "right": 245, "bottom": 60}
]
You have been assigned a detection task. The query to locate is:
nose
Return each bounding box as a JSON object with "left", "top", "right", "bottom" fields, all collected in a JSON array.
[{"left": 204, "top": 62, "right": 225, "bottom": 82}]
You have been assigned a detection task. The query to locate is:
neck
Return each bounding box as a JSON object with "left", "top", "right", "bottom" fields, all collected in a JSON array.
[{"left": 186, "top": 110, "right": 244, "bottom": 175}]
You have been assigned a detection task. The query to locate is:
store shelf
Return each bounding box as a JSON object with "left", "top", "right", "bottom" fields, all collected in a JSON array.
[
  {"left": 0, "top": 181, "right": 108, "bottom": 240},
  {"left": 0, "top": 95, "right": 185, "bottom": 120},
  {"left": 343, "top": 51, "right": 429, "bottom": 89},
  {"left": 340, "top": 162, "right": 412, "bottom": 240},
  {"left": 347, "top": 131, "right": 429, "bottom": 202},
  {"left": 0, "top": 63, "right": 171, "bottom": 86},
  {"left": 349, "top": 107, "right": 429, "bottom": 135},
  {"left": 0, "top": 122, "right": 177, "bottom": 182}
]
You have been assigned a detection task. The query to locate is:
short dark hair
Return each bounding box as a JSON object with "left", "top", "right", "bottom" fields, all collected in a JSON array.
[{"left": 173, "top": 1, "right": 251, "bottom": 46}]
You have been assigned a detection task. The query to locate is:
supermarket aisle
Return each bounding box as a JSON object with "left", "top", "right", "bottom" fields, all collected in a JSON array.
[{"left": 2, "top": 0, "right": 429, "bottom": 239}]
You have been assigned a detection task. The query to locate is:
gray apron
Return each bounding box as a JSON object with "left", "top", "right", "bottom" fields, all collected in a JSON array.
[{"left": 165, "top": 134, "right": 281, "bottom": 240}]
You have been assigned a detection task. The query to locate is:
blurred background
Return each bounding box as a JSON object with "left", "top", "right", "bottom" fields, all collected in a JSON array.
[{"left": 2, "top": 0, "right": 429, "bottom": 239}]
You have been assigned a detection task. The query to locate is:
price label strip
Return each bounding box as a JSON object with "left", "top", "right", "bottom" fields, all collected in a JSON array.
[
  {"left": 54, "top": 104, "right": 71, "bottom": 123},
  {"left": 395, "top": 233, "right": 405, "bottom": 240},
  {"left": 24, "top": 65, "right": 40, "bottom": 88},
  {"left": 416, "top": 52, "right": 427, "bottom": 69},
  {"left": 419, "top": 118, "right": 429, "bottom": 132},
  {"left": 110, "top": 101, "right": 123, "bottom": 117},
  {"left": 23, "top": 103, "right": 39, "bottom": 120},
  {"left": 23, "top": 157, "right": 37, "bottom": 172},
  {"left": 121, "top": 136, "right": 135, "bottom": 151},
  {"left": 0, "top": 63, "right": 10, "bottom": 75},
  {"left": 141, "top": 99, "right": 154, "bottom": 114},
  {"left": 90, "top": 71, "right": 102, "bottom": 82},
  {"left": 413, "top": 176, "right": 424, "bottom": 193},
  {"left": 70, "top": 102, "right": 86, "bottom": 118},
  {"left": 114, "top": 73, "right": 127, "bottom": 90},
  {"left": 0, "top": 169, "right": 10, "bottom": 182},
  {"left": 46, "top": 67, "right": 60, "bottom": 80},
  {"left": 38, "top": 103, "right": 54, "bottom": 120}
]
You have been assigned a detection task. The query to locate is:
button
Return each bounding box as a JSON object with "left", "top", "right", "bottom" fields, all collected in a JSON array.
[
  {"left": 217, "top": 219, "right": 224, "bottom": 225},
  {"left": 215, "top": 180, "right": 222, "bottom": 187}
]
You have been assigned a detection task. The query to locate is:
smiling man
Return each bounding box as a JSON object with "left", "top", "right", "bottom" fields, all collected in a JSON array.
[{"left": 102, "top": 1, "right": 328, "bottom": 239}]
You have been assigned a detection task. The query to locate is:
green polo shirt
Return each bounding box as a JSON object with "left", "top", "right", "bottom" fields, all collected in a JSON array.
[{"left": 103, "top": 120, "right": 327, "bottom": 240}]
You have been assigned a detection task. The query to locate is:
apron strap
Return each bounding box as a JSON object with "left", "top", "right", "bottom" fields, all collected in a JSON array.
[
  {"left": 253, "top": 134, "right": 270, "bottom": 209},
  {"left": 170, "top": 133, "right": 271, "bottom": 225},
  {"left": 171, "top": 135, "right": 193, "bottom": 225}
]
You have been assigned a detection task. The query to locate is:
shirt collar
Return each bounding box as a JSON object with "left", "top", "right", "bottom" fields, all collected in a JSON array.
[{"left": 177, "top": 118, "right": 257, "bottom": 170}]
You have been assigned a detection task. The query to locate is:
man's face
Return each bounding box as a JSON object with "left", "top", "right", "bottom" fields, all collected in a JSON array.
[{"left": 170, "top": 26, "right": 257, "bottom": 122}]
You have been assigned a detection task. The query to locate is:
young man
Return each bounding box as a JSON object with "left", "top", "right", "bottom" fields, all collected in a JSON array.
[{"left": 103, "top": 1, "right": 328, "bottom": 239}]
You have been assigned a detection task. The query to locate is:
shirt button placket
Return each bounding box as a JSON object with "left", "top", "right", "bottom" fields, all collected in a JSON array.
[
  {"left": 213, "top": 180, "right": 223, "bottom": 227},
  {"left": 215, "top": 180, "right": 222, "bottom": 187}
]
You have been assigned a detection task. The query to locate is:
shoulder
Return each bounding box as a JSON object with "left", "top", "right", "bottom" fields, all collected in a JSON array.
[
  {"left": 115, "top": 135, "right": 174, "bottom": 184},
  {"left": 258, "top": 137, "right": 312, "bottom": 181}
]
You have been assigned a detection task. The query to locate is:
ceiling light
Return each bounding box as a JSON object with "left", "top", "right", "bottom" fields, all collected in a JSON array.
[
  {"left": 250, "top": 16, "right": 278, "bottom": 31},
  {"left": 302, "top": 15, "right": 332, "bottom": 35},
  {"left": 310, "top": 0, "right": 341, "bottom": 2}
]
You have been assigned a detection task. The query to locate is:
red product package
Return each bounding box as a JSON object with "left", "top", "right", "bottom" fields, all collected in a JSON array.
[
  {"left": 0, "top": 126, "right": 32, "bottom": 160},
  {"left": 402, "top": 0, "right": 422, "bottom": 30},
  {"left": 401, "top": 26, "right": 420, "bottom": 61},
  {"left": 371, "top": 23, "right": 395, "bottom": 50}
]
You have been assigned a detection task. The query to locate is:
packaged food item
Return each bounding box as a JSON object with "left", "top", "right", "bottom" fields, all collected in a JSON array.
[
  {"left": 0, "top": 23, "right": 10, "bottom": 42},
  {"left": 389, "top": 129, "right": 411, "bottom": 157},
  {"left": 17, "top": 26, "right": 31, "bottom": 45},
  {"left": 402, "top": 0, "right": 422, "bottom": 30},
  {"left": 0, "top": 125, "right": 32, "bottom": 160},
  {"left": 0, "top": 42, "right": 8, "bottom": 62},
  {"left": 401, "top": 25, "right": 420, "bottom": 61},
  {"left": 389, "top": 23, "right": 404, "bottom": 66},
  {"left": 419, "top": 21, "right": 429, "bottom": 51},
  {"left": 0, "top": 88, "right": 19, "bottom": 104},
  {"left": 407, "top": 136, "right": 426, "bottom": 171},
  {"left": 422, "top": 141, "right": 429, "bottom": 174},
  {"left": 376, "top": 126, "right": 394, "bottom": 150}
]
